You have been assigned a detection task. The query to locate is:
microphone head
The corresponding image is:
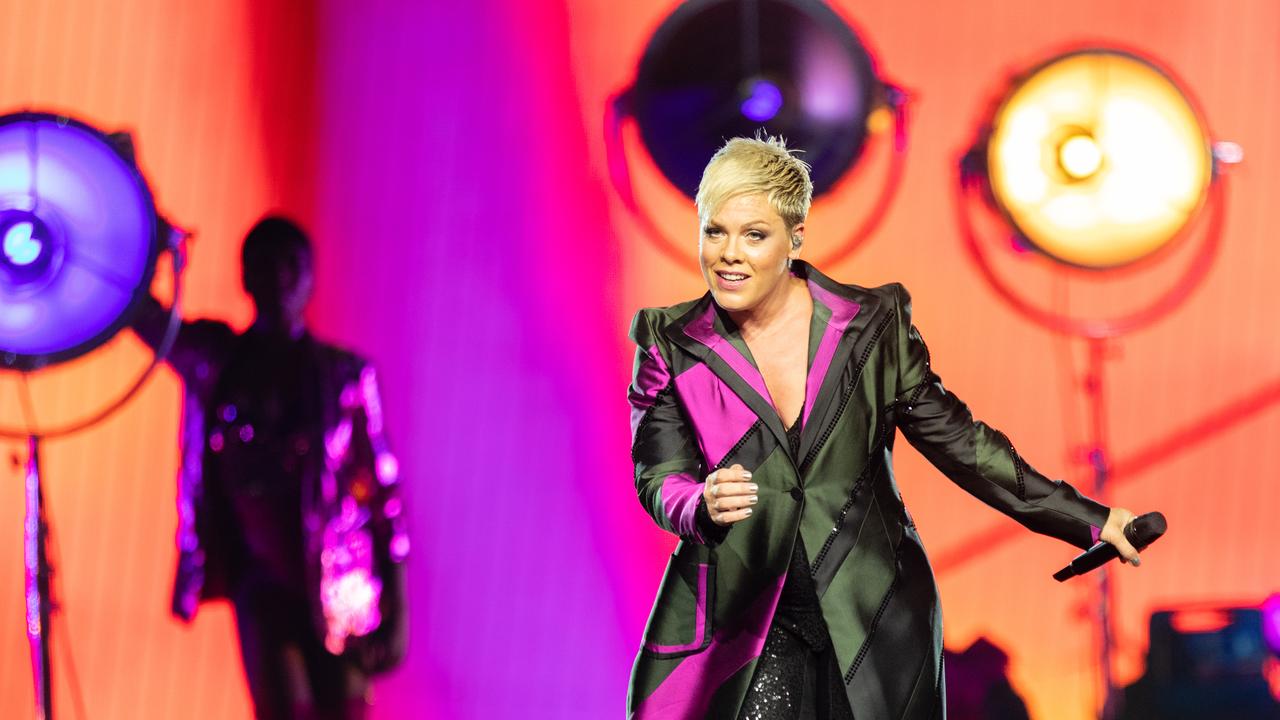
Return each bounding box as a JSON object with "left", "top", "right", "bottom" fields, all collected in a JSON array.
[{"left": 1124, "top": 511, "right": 1167, "bottom": 550}]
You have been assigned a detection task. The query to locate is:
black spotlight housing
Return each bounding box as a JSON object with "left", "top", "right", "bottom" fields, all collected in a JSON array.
[{"left": 625, "top": 0, "right": 882, "bottom": 199}]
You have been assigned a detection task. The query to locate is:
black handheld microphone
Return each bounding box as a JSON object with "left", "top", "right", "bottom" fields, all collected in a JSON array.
[{"left": 1053, "top": 512, "right": 1166, "bottom": 582}]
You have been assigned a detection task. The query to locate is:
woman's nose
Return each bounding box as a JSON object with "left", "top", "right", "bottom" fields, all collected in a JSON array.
[{"left": 721, "top": 235, "right": 743, "bottom": 261}]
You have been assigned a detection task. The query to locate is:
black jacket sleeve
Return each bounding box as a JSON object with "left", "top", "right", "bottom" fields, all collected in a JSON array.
[{"left": 890, "top": 283, "right": 1108, "bottom": 549}]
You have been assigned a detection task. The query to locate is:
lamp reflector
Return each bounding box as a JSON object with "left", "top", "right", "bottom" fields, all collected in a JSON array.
[
  {"left": 985, "top": 49, "right": 1213, "bottom": 268},
  {"left": 628, "top": 0, "right": 880, "bottom": 198},
  {"left": 0, "top": 113, "right": 157, "bottom": 369}
]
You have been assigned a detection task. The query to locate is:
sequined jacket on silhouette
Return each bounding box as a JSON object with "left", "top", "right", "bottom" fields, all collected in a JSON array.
[
  {"left": 134, "top": 303, "right": 409, "bottom": 656},
  {"left": 625, "top": 261, "right": 1109, "bottom": 719}
]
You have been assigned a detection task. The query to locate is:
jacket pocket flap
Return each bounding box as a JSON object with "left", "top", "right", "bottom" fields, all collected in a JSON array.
[{"left": 641, "top": 556, "right": 715, "bottom": 658}]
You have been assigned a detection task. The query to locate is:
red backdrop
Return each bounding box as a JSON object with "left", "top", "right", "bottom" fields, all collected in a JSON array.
[{"left": 1, "top": 1, "right": 1277, "bottom": 718}]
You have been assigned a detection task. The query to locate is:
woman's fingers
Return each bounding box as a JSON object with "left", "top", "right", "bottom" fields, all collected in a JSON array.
[
  {"left": 713, "top": 481, "right": 757, "bottom": 498},
  {"left": 710, "top": 491, "right": 758, "bottom": 513},
  {"left": 705, "top": 464, "right": 758, "bottom": 525},
  {"left": 712, "top": 464, "right": 751, "bottom": 485},
  {"left": 1100, "top": 507, "right": 1141, "bottom": 566},
  {"left": 713, "top": 508, "right": 754, "bottom": 525},
  {"left": 706, "top": 464, "right": 750, "bottom": 497}
]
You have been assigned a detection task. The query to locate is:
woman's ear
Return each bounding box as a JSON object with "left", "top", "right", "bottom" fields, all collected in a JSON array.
[{"left": 790, "top": 222, "right": 805, "bottom": 257}]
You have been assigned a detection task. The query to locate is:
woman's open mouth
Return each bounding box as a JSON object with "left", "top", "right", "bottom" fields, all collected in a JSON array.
[{"left": 715, "top": 270, "right": 748, "bottom": 291}]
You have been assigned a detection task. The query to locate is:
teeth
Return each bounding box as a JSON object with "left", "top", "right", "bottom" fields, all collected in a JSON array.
[{"left": 719, "top": 273, "right": 746, "bottom": 280}]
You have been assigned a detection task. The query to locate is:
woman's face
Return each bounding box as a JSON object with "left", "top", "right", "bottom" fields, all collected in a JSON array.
[{"left": 699, "top": 192, "right": 802, "bottom": 316}]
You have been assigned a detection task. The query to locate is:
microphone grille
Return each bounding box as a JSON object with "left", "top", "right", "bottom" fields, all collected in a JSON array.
[{"left": 1125, "top": 512, "right": 1167, "bottom": 549}]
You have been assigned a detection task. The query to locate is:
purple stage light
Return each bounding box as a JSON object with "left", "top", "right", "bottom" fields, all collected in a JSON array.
[
  {"left": 740, "top": 79, "right": 783, "bottom": 122},
  {"left": 1263, "top": 593, "right": 1280, "bottom": 656},
  {"left": 0, "top": 113, "right": 158, "bottom": 370}
]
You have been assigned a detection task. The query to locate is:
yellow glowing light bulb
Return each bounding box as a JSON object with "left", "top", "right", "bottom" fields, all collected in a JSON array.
[{"left": 1058, "top": 133, "right": 1102, "bottom": 180}]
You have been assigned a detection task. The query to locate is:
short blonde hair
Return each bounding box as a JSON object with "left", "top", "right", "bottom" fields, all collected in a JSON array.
[{"left": 695, "top": 134, "right": 813, "bottom": 248}]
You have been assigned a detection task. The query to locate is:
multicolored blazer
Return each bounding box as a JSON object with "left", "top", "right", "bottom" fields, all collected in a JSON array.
[
  {"left": 134, "top": 302, "right": 409, "bottom": 657},
  {"left": 626, "top": 261, "right": 1108, "bottom": 719}
]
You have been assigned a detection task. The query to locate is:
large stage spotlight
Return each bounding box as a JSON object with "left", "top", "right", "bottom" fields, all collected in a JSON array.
[
  {"left": 0, "top": 113, "right": 160, "bottom": 370},
  {"left": 0, "top": 112, "right": 184, "bottom": 720},
  {"left": 607, "top": 0, "right": 907, "bottom": 268},
  {"left": 983, "top": 49, "right": 1214, "bottom": 269},
  {"left": 959, "top": 45, "right": 1237, "bottom": 337}
]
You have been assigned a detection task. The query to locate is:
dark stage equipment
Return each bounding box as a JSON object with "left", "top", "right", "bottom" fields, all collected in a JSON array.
[
  {"left": 0, "top": 112, "right": 185, "bottom": 720},
  {"left": 607, "top": 0, "right": 908, "bottom": 267},
  {"left": 1118, "top": 603, "right": 1280, "bottom": 719},
  {"left": 944, "top": 637, "right": 1031, "bottom": 720},
  {"left": 957, "top": 47, "right": 1239, "bottom": 720},
  {"left": 1265, "top": 594, "right": 1280, "bottom": 657}
]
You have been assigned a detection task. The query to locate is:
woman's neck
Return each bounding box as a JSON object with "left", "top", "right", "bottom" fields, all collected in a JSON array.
[{"left": 729, "top": 274, "right": 810, "bottom": 341}]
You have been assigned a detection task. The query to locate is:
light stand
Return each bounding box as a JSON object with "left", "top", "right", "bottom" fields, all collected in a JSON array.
[
  {"left": 8, "top": 246, "right": 184, "bottom": 720},
  {"left": 1083, "top": 337, "right": 1117, "bottom": 719},
  {"left": 24, "top": 436, "right": 52, "bottom": 718},
  {"left": 0, "top": 112, "right": 186, "bottom": 720}
]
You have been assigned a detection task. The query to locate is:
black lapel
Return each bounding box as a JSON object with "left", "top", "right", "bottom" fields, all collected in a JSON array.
[
  {"left": 795, "top": 263, "right": 886, "bottom": 464},
  {"left": 663, "top": 295, "right": 793, "bottom": 459}
]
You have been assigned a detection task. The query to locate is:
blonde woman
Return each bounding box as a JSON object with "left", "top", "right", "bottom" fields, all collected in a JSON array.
[{"left": 625, "top": 136, "right": 1140, "bottom": 719}]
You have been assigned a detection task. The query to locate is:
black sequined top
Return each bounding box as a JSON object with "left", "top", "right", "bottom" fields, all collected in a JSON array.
[{"left": 772, "top": 412, "right": 834, "bottom": 651}]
